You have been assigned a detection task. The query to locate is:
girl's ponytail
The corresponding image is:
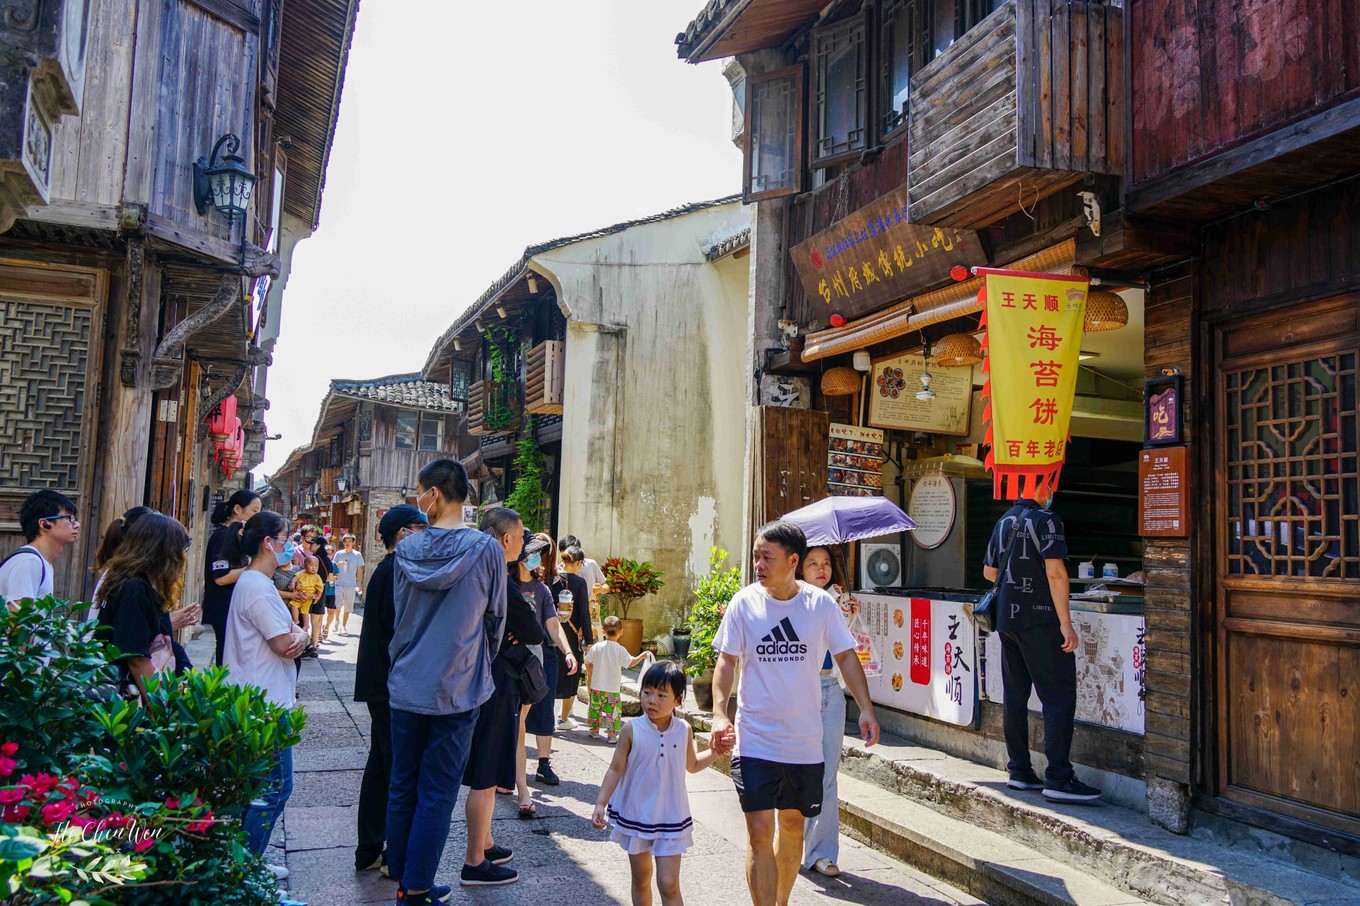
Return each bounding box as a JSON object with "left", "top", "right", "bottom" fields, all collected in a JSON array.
[{"left": 211, "top": 489, "right": 262, "bottom": 527}]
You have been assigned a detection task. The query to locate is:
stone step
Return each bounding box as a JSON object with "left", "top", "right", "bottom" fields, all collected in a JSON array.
[{"left": 602, "top": 672, "right": 1358, "bottom": 906}]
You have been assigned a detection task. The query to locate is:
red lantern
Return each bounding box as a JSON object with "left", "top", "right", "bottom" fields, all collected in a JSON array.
[
  {"left": 829, "top": 314, "right": 847, "bottom": 328},
  {"left": 206, "top": 396, "right": 237, "bottom": 441}
]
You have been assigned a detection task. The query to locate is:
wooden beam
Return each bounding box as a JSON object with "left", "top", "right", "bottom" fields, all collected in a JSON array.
[{"left": 1127, "top": 96, "right": 1360, "bottom": 214}]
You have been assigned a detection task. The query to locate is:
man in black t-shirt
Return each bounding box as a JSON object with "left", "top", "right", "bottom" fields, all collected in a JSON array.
[
  {"left": 983, "top": 490, "right": 1100, "bottom": 803},
  {"left": 353, "top": 505, "right": 427, "bottom": 874}
]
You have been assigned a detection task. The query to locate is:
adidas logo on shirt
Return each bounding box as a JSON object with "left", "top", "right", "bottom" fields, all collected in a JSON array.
[{"left": 756, "top": 617, "right": 808, "bottom": 661}]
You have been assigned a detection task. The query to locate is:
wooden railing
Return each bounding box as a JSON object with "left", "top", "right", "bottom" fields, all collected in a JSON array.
[
  {"left": 466, "top": 380, "right": 521, "bottom": 436},
  {"left": 907, "top": 0, "right": 1123, "bottom": 227},
  {"left": 524, "top": 340, "right": 565, "bottom": 415}
]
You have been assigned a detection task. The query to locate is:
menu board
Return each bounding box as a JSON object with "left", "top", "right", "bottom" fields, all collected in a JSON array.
[
  {"left": 983, "top": 611, "right": 1146, "bottom": 734},
  {"left": 1139, "top": 446, "right": 1189, "bottom": 537},
  {"left": 856, "top": 593, "right": 977, "bottom": 727},
  {"left": 868, "top": 352, "right": 973, "bottom": 435},
  {"left": 828, "top": 423, "right": 885, "bottom": 498}
]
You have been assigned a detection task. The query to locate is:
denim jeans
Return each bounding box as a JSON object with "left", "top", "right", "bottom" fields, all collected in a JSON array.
[
  {"left": 385, "top": 707, "right": 479, "bottom": 891},
  {"left": 802, "top": 673, "right": 846, "bottom": 867},
  {"left": 243, "top": 744, "right": 294, "bottom": 856}
]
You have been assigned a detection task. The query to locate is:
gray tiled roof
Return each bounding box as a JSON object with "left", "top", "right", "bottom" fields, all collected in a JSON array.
[
  {"left": 676, "top": 0, "right": 739, "bottom": 58},
  {"left": 331, "top": 373, "right": 457, "bottom": 411}
]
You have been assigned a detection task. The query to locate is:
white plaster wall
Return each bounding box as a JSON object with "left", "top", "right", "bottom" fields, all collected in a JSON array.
[{"left": 539, "top": 202, "right": 751, "bottom": 636}]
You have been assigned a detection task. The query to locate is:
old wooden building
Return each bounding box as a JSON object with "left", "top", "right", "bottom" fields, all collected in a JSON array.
[
  {"left": 265, "top": 374, "right": 463, "bottom": 570},
  {"left": 678, "top": 0, "right": 1359, "bottom": 853},
  {"left": 0, "top": 0, "right": 357, "bottom": 600},
  {"left": 424, "top": 199, "right": 753, "bottom": 640}
]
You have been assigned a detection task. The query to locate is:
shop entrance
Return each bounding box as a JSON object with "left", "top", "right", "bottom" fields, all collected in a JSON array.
[{"left": 1213, "top": 294, "right": 1360, "bottom": 836}]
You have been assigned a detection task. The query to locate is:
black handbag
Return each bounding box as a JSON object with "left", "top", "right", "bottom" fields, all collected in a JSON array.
[
  {"left": 499, "top": 643, "right": 550, "bottom": 705},
  {"left": 973, "top": 507, "right": 1034, "bottom": 633}
]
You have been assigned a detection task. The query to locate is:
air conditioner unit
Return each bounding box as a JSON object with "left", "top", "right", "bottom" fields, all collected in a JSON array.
[{"left": 860, "top": 542, "right": 903, "bottom": 589}]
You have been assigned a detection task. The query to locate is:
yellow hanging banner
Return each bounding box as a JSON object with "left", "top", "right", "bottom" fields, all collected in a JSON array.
[{"left": 978, "top": 268, "right": 1090, "bottom": 500}]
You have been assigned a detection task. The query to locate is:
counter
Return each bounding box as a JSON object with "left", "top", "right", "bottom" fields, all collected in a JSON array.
[{"left": 856, "top": 587, "right": 1147, "bottom": 735}]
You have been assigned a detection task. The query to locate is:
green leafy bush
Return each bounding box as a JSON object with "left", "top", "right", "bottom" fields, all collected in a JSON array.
[
  {"left": 686, "top": 548, "right": 743, "bottom": 678},
  {"left": 505, "top": 438, "right": 549, "bottom": 533},
  {"left": 80, "top": 668, "right": 305, "bottom": 819},
  {"left": 0, "top": 596, "right": 120, "bottom": 775}
]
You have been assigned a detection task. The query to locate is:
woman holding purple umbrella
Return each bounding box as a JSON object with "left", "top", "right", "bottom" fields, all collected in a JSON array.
[{"left": 798, "top": 545, "right": 859, "bottom": 878}]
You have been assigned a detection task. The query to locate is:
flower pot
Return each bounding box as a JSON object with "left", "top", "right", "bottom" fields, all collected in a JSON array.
[
  {"left": 669, "top": 630, "right": 692, "bottom": 661},
  {"left": 618, "top": 617, "right": 645, "bottom": 656},
  {"left": 692, "top": 675, "right": 714, "bottom": 711}
]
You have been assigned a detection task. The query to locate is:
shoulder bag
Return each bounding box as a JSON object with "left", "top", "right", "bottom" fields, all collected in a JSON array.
[
  {"left": 972, "top": 507, "right": 1034, "bottom": 633},
  {"left": 498, "top": 642, "right": 550, "bottom": 705}
]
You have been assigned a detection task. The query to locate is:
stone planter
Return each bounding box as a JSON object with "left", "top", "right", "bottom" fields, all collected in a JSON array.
[
  {"left": 669, "top": 629, "right": 692, "bottom": 661},
  {"left": 618, "top": 617, "right": 645, "bottom": 656},
  {"left": 692, "top": 672, "right": 715, "bottom": 711}
]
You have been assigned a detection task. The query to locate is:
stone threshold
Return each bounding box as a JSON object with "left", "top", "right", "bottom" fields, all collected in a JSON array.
[{"left": 597, "top": 670, "right": 1356, "bottom": 906}]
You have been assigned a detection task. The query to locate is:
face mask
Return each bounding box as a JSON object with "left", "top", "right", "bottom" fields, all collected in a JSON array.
[
  {"left": 1042, "top": 497, "right": 1054, "bottom": 511},
  {"left": 271, "top": 540, "right": 295, "bottom": 566},
  {"left": 524, "top": 553, "right": 542, "bottom": 571}
]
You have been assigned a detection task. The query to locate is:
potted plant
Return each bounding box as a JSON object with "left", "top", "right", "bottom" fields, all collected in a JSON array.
[
  {"left": 686, "top": 547, "right": 742, "bottom": 711},
  {"left": 600, "top": 557, "right": 665, "bottom": 656},
  {"left": 668, "top": 603, "right": 693, "bottom": 662}
]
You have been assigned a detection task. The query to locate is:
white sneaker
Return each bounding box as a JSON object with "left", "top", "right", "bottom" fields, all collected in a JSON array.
[{"left": 268, "top": 863, "right": 289, "bottom": 880}]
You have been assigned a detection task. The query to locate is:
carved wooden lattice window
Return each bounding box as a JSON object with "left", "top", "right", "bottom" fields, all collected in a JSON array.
[
  {"left": 0, "top": 300, "right": 92, "bottom": 490},
  {"left": 743, "top": 65, "right": 804, "bottom": 202},
  {"left": 881, "top": 0, "right": 935, "bottom": 137},
  {"left": 812, "top": 17, "right": 868, "bottom": 165},
  {"left": 1224, "top": 352, "right": 1359, "bottom": 578}
]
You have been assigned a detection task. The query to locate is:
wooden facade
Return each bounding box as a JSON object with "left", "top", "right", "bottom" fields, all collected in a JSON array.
[
  {"left": 0, "top": 0, "right": 356, "bottom": 603},
  {"left": 682, "top": 0, "right": 1360, "bottom": 847}
]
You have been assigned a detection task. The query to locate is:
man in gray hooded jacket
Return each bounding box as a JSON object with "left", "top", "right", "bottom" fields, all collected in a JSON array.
[{"left": 385, "top": 458, "right": 507, "bottom": 905}]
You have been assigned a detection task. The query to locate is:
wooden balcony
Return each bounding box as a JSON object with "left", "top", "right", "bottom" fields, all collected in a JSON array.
[
  {"left": 466, "top": 380, "right": 521, "bottom": 437},
  {"left": 524, "top": 340, "right": 565, "bottom": 416},
  {"left": 908, "top": 0, "right": 1123, "bottom": 228}
]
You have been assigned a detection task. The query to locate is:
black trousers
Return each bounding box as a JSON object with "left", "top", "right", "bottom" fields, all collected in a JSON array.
[
  {"left": 356, "top": 698, "right": 392, "bottom": 864},
  {"left": 999, "top": 624, "right": 1076, "bottom": 786},
  {"left": 207, "top": 618, "right": 227, "bottom": 668}
]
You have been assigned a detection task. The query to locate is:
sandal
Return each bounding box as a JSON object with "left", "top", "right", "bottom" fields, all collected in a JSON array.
[
  {"left": 517, "top": 803, "right": 536, "bottom": 819},
  {"left": 495, "top": 787, "right": 514, "bottom": 796},
  {"left": 811, "top": 858, "right": 841, "bottom": 877}
]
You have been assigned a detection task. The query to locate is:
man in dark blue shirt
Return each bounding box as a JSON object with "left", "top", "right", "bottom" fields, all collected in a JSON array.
[{"left": 983, "top": 490, "right": 1100, "bottom": 803}]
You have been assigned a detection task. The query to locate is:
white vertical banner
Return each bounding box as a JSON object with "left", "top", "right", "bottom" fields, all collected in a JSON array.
[{"left": 857, "top": 593, "right": 977, "bottom": 727}]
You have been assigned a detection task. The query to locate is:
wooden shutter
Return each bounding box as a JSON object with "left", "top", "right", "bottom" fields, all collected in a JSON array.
[
  {"left": 525, "top": 340, "right": 565, "bottom": 415},
  {"left": 750, "top": 406, "right": 830, "bottom": 541}
]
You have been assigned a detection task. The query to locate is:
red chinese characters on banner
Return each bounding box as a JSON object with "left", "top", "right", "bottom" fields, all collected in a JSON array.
[
  {"left": 909, "top": 599, "right": 931, "bottom": 686},
  {"left": 978, "top": 268, "right": 1090, "bottom": 500}
]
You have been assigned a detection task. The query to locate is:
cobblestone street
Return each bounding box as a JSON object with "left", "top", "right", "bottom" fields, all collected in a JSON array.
[{"left": 201, "top": 617, "right": 979, "bottom": 905}]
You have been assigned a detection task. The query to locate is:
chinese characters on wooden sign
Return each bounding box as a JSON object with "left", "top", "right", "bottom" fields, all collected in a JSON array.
[
  {"left": 979, "top": 269, "right": 1091, "bottom": 500},
  {"left": 1139, "top": 446, "right": 1189, "bottom": 537},
  {"left": 1144, "top": 374, "right": 1183, "bottom": 446},
  {"left": 790, "top": 186, "right": 988, "bottom": 321}
]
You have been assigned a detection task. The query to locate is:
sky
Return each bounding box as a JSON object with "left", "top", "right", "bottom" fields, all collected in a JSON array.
[{"left": 258, "top": 0, "right": 739, "bottom": 477}]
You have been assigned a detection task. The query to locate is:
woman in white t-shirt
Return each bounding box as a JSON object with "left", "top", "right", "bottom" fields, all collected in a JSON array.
[{"left": 223, "top": 511, "right": 311, "bottom": 859}]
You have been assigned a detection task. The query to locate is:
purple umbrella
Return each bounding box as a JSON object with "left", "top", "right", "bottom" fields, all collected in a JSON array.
[{"left": 780, "top": 496, "right": 917, "bottom": 546}]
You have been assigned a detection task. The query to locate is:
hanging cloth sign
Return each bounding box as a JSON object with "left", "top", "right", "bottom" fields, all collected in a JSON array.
[{"left": 979, "top": 268, "right": 1090, "bottom": 500}]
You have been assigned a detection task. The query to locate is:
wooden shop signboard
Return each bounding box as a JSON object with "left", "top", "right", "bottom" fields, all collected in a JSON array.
[
  {"left": 1139, "top": 446, "right": 1189, "bottom": 537},
  {"left": 790, "top": 186, "right": 987, "bottom": 320}
]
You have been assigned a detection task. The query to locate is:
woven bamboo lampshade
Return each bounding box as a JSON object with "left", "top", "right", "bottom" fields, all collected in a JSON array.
[
  {"left": 821, "top": 367, "right": 861, "bottom": 396},
  {"left": 1084, "top": 289, "right": 1129, "bottom": 332},
  {"left": 932, "top": 333, "right": 983, "bottom": 367}
]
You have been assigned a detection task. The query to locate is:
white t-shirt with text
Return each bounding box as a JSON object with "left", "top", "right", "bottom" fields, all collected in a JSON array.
[
  {"left": 712, "top": 582, "right": 857, "bottom": 764},
  {"left": 223, "top": 570, "right": 299, "bottom": 708},
  {"left": 585, "top": 639, "right": 633, "bottom": 694},
  {"left": 0, "top": 546, "right": 55, "bottom": 604}
]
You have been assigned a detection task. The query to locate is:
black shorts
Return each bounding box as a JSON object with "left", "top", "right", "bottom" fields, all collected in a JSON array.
[
  {"left": 308, "top": 601, "right": 326, "bottom": 616},
  {"left": 730, "top": 756, "right": 824, "bottom": 817},
  {"left": 324, "top": 595, "right": 337, "bottom": 610}
]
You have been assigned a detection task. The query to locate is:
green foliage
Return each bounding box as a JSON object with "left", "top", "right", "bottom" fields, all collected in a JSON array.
[
  {"left": 0, "top": 596, "right": 120, "bottom": 775},
  {"left": 79, "top": 667, "right": 305, "bottom": 819},
  {"left": 504, "top": 438, "right": 549, "bottom": 533},
  {"left": 686, "top": 548, "right": 743, "bottom": 678},
  {"left": 0, "top": 823, "right": 147, "bottom": 906},
  {"left": 600, "top": 558, "right": 665, "bottom": 621},
  {"left": 485, "top": 327, "right": 521, "bottom": 430}
]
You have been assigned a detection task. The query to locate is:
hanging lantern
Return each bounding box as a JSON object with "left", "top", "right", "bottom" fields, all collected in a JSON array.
[
  {"left": 1084, "top": 289, "right": 1128, "bottom": 332},
  {"left": 820, "top": 367, "right": 861, "bottom": 397},
  {"left": 932, "top": 333, "right": 983, "bottom": 367}
]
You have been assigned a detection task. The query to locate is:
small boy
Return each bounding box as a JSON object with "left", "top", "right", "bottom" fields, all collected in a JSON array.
[
  {"left": 584, "top": 615, "right": 650, "bottom": 743},
  {"left": 291, "top": 557, "right": 326, "bottom": 645}
]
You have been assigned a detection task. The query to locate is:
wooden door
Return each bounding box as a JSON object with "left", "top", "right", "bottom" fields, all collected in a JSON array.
[
  {"left": 1213, "top": 295, "right": 1360, "bottom": 836},
  {"left": 750, "top": 406, "right": 830, "bottom": 535}
]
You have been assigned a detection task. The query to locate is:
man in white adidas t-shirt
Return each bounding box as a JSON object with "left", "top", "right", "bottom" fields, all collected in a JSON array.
[{"left": 711, "top": 520, "right": 879, "bottom": 906}]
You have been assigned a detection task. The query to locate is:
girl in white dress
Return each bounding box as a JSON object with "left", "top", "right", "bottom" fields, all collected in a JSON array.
[{"left": 592, "top": 660, "right": 720, "bottom": 906}]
